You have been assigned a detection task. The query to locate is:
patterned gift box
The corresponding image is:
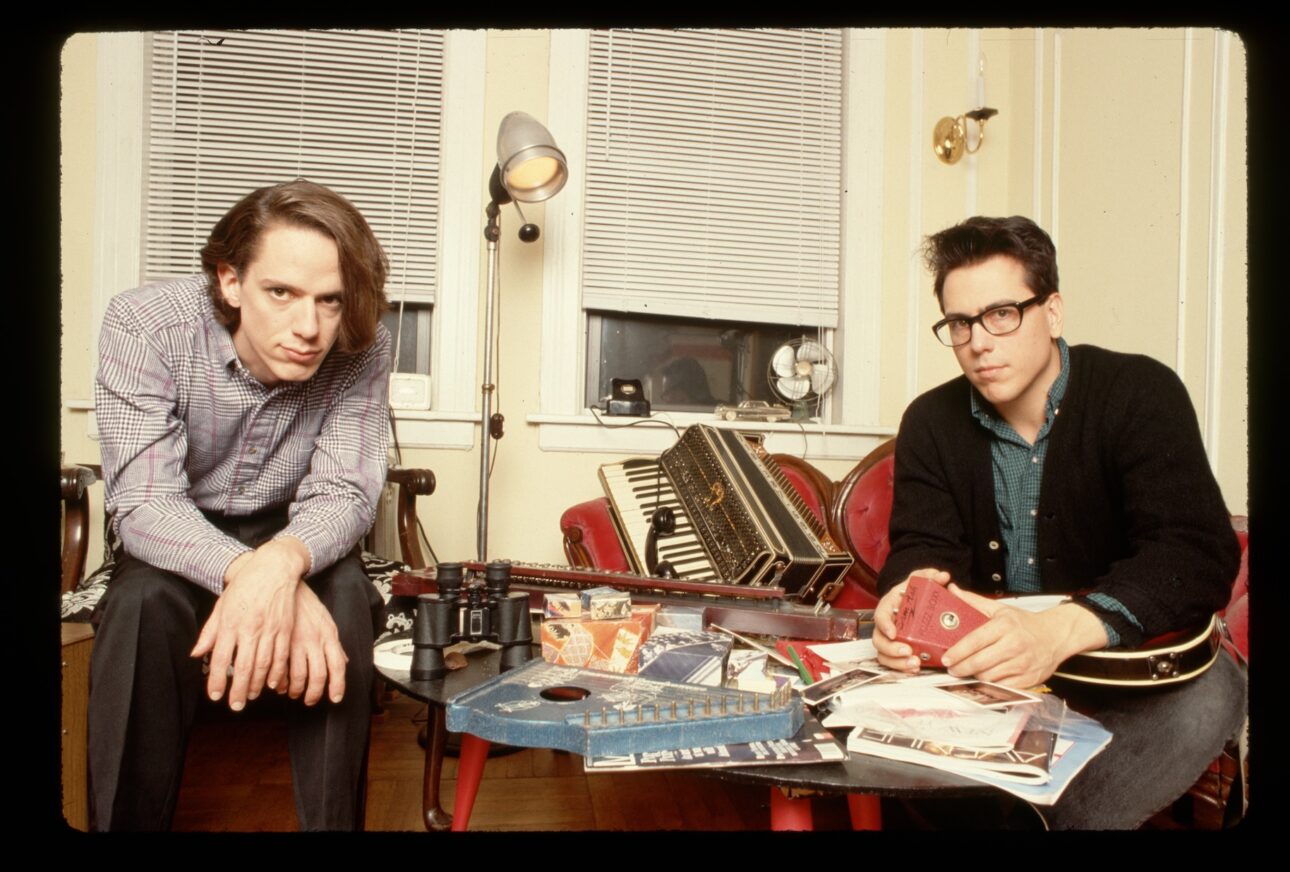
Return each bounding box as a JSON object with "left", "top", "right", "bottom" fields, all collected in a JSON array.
[
  {"left": 540, "top": 604, "right": 659, "bottom": 673},
  {"left": 637, "top": 626, "right": 733, "bottom": 687},
  {"left": 655, "top": 604, "right": 706, "bottom": 632},
  {"left": 543, "top": 592, "right": 582, "bottom": 619},
  {"left": 580, "top": 586, "right": 633, "bottom": 620}
]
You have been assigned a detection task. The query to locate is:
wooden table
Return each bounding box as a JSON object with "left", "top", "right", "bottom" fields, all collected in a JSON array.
[{"left": 375, "top": 633, "right": 993, "bottom": 832}]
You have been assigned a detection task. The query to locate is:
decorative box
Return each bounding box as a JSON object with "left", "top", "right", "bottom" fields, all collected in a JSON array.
[
  {"left": 580, "top": 586, "right": 633, "bottom": 620},
  {"left": 540, "top": 605, "right": 659, "bottom": 674},
  {"left": 637, "top": 626, "right": 732, "bottom": 686},
  {"left": 543, "top": 592, "right": 582, "bottom": 619}
]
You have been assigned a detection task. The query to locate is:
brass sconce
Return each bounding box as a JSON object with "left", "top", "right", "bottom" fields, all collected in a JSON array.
[{"left": 932, "top": 107, "right": 999, "bottom": 165}]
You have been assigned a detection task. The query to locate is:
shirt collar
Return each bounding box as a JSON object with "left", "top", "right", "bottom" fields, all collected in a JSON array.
[
  {"left": 212, "top": 318, "right": 240, "bottom": 371},
  {"left": 209, "top": 307, "right": 285, "bottom": 393},
  {"left": 971, "top": 338, "right": 1071, "bottom": 437}
]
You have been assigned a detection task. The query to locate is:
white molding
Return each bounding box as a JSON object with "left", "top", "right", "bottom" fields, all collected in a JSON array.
[
  {"left": 541, "top": 29, "right": 591, "bottom": 417},
  {"left": 840, "top": 28, "right": 886, "bottom": 427},
  {"left": 1204, "top": 30, "right": 1230, "bottom": 468},
  {"left": 905, "top": 30, "right": 924, "bottom": 405},
  {"left": 1049, "top": 31, "right": 1062, "bottom": 246},
  {"left": 91, "top": 33, "right": 147, "bottom": 387},
  {"left": 392, "top": 412, "right": 479, "bottom": 450},
  {"left": 529, "top": 412, "right": 894, "bottom": 460},
  {"left": 434, "top": 30, "right": 486, "bottom": 414},
  {"left": 1175, "top": 28, "right": 1194, "bottom": 379},
  {"left": 1032, "top": 29, "right": 1044, "bottom": 222},
  {"left": 965, "top": 29, "right": 981, "bottom": 215}
]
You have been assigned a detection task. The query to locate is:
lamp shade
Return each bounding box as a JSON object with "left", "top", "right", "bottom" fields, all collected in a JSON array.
[{"left": 497, "top": 111, "right": 568, "bottom": 203}]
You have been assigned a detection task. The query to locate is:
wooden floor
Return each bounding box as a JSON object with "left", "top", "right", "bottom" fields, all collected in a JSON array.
[
  {"left": 172, "top": 691, "right": 853, "bottom": 832},
  {"left": 169, "top": 691, "right": 1209, "bottom": 832}
]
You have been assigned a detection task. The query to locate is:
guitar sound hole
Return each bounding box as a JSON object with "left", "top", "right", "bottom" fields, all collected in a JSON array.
[{"left": 540, "top": 685, "right": 592, "bottom": 702}]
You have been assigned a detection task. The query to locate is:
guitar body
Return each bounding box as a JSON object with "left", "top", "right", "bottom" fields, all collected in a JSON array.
[{"left": 1052, "top": 614, "right": 1223, "bottom": 687}]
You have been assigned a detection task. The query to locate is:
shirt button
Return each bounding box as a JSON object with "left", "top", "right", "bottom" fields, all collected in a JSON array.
[
  {"left": 1027, "top": 557, "right": 1035, "bottom": 565},
  {"left": 988, "top": 540, "right": 1000, "bottom": 551},
  {"left": 237, "top": 486, "right": 246, "bottom": 495},
  {"left": 249, "top": 446, "right": 258, "bottom": 455},
  {"left": 1031, "top": 456, "right": 1038, "bottom": 464},
  {"left": 991, "top": 572, "right": 1002, "bottom": 582}
]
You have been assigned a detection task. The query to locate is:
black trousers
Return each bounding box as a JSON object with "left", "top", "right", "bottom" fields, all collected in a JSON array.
[{"left": 87, "top": 510, "right": 381, "bottom": 831}]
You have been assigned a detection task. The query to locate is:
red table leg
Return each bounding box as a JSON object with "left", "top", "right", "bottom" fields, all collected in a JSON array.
[
  {"left": 770, "top": 788, "right": 814, "bottom": 831},
  {"left": 450, "top": 734, "right": 492, "bottom": 832},
  {"left": 847, "top": 793, "right": 882, "bottom": 830}
]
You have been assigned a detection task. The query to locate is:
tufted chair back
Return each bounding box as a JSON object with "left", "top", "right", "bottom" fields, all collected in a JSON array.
[{"left": 827, "top": 439, "right": 896, "bottom": 608}]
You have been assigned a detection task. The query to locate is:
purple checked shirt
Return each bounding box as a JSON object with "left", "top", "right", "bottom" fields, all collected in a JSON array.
[{"left": 94, "top": 275, "right": 391, "bottom": 594}]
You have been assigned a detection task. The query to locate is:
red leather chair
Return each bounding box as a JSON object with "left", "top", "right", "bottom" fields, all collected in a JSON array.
[
  {"left": 770, "top": 453, "right": 835, "bottom": 526},
  {"left": 1222, "top": 516, "right": 1249, "bottom": 659},
  {"left": 1172, "top": 516, "right": 1248, "bottom": 828},
  {"left": 826, "top": 439, "right": 895, "bottom": 610},
  {"left": 560, "top": 497, "right": 632, "bottom": 572}
]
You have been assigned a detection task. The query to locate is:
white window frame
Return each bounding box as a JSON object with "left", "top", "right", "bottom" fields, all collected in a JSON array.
[
  {"left": 532, "top": 29, "right": 891, "bottom": 460},
  {"left": 80, "top": 29, "right": 486, "bottom": 450}
]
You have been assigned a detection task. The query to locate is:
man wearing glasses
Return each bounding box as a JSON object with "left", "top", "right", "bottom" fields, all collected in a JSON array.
[{"left": 871, "top": 216, "right": 1244, "bottom": 829}]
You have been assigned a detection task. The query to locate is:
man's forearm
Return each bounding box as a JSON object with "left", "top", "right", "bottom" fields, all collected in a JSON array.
[{"left": 223, "top": 535, "right": 311, "bottom": 589}]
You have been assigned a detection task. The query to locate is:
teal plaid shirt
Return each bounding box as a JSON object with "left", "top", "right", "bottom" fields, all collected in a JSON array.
[{"left": 970, "top": 339, "right": 1139, "bottom": 646}]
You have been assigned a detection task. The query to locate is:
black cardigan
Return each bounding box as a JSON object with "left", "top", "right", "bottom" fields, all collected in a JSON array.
[{"left": 877, "top": 344, "right": 1238, "bottom": 647}]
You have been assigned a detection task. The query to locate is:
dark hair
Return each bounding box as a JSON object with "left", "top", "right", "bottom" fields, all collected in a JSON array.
[
  {"left": 922, "top": 215, "right": 1058, "bottom": 310},
  {"left": 200, "top": 180, "right": 389, "bottom": 353}
]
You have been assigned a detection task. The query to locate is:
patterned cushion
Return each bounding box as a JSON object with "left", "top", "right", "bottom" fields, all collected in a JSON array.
[
  {"left": 60, "top": 560, "right": 113, "bottom": 622},
  {"left": 60, "top": 549, "right": 418, "bottom": 642},
  {"left": 360, "top": 551, "right": 418, "bottom": 641}
]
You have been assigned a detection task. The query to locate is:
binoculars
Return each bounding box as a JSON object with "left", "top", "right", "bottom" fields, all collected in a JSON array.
[{"left": 411, "top": 561, "right": 533, "bottom": 680}]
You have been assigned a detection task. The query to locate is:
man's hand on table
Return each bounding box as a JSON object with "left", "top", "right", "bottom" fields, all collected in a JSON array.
[
  {"left": 872, "top": 569, "right": 1109, "bottom": 689},
  {"left": 191, "top": 536, "right": 311, "bottom": 710}
]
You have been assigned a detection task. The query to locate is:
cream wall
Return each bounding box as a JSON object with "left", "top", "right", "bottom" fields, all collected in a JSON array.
[{"left": 60, "top": 28, "right": 1248, "bottom": 574}]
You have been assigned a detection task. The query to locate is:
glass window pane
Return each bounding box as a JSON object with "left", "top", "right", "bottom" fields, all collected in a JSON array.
[
  {"left": 586, "top": 311, "right": 827, "bottom": 414},
  {"left": 382, "top": 304, "right": 432, "bottom": 375}
]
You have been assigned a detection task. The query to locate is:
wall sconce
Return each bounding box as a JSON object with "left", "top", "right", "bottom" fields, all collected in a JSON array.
[{"left": 932, "top": 107, "right": 998, "bottom": 165}]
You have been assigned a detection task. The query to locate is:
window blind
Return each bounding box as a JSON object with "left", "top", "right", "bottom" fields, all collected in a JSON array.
[
  {"left": 581, "top": 29, "right": 843, "bottom": 328},
  {"left": 144, "top": 29, "right": 444, "bottom": 304}
]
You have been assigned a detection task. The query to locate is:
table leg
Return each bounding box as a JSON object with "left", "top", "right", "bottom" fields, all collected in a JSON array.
[
  {"left": 422, "top": 703, "right": 452, "bottom": 831},
  {"left": 450, "top": 734, "right": 492, "bottom": 832},
  {"left": 847, "top": 793, "right": 882, "bottom": 830},
  {"left": 770, "top": 787, "right": 814, "bottom": 831}
]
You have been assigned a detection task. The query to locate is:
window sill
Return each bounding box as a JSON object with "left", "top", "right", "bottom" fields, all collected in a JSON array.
[
  {"left": 390, "top": 410, "right": 479, "bottom": 450},
  {"left": 527, "top": 412, "right": 895, "bottom": 460}
]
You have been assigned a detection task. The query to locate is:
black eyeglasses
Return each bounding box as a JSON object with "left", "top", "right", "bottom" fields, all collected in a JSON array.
[{"left": 931, "top": 293, "right": 1052, "bottom": 347}]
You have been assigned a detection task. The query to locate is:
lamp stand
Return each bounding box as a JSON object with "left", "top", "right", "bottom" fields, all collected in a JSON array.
[{"left": 478, "top": 200, "right": 502, "bottom": 561}]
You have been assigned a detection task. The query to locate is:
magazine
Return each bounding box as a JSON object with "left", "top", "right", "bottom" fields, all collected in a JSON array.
[{"left": 583, "top": 712, "right": 846, "bottom": 773}]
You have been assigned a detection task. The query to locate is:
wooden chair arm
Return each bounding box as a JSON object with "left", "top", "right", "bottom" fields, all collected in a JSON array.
[
  {"left": 61, "top": 466, "right": 98, "bottom": 594},
  {"left": 385, "top": 467, "right": 436, "bottom": 570}
]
